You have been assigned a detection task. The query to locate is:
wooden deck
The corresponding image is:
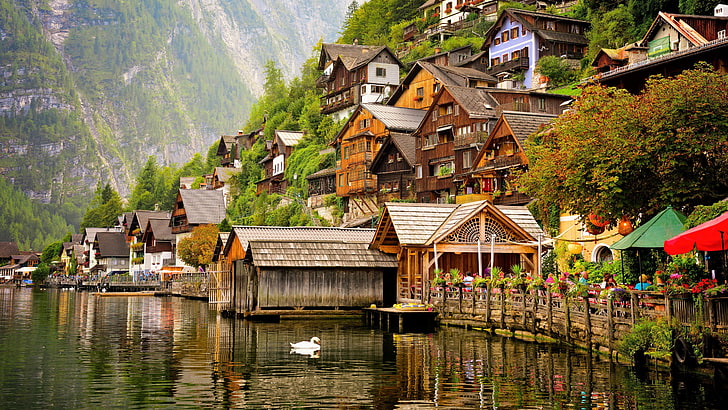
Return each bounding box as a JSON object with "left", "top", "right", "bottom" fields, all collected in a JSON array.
[{"left": 363, "top": 307, "right": 438, "bottom": 333}]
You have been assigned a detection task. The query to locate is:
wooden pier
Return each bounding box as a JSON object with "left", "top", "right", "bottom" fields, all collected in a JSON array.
[{"left": 363, "top": 307, "right": 438, "bottom": 333}]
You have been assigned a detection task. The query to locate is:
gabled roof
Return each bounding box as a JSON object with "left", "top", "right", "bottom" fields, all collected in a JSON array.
[
  {"left": 275, "top": 130, "right": 305, "bottom": 147},
  {"left": 216, "top": 135, "right": 237, "bottom": 155},
  {"left": 247, "top": 240, "right": 398, "bottom": 268},
  {"left": 446, "top": 86, "right": 500, "bottom": 118},
  {"left": 96, "top": 232, "right": 129, "bottom": 258},
  {"left": 641, "top": 12, "right": 728, "bottom": 47},
  {"left": 453, "top": 50, "right": 488, "bottom": 67},
  {"left": 225, "top": 226, "right": 376, "bottom": 256},
  {"left": 143, "top": 218, "right": 174, "bottom": 243},
  {"left": 377, "top": 203, "right": 458, "bottom": 246},
  {"left": 370, "top": 132, "right": 417, "bottom": 171},
  {"left": 130, "top": 210, "right": 171, "bottom": 234},
  {"left": 213, "top": 167, "right": 242, "bottom": 183},
  {"left": 0, "top": 242, "right": 20, "bottom": 258},
  {"left": 318, "top": 43, "right": 402, "bottom": 71},
  {"left": 500, "top": 111, "right": 557, "bottom": 145},
  {"left": 177, "top": 189, "right": 226, "bottom": 226},
  {"left": 305, "top": 167, "right": 337, "bottom": 180},
  {"left": 362, "top": 104, "right": 428, "bottom": 132},
  {"left": 84, "top": 228, "right": 117, "bottom": 244}
]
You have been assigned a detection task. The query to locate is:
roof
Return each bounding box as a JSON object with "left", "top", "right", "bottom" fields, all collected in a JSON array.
[
  {"left": 145, "top": 218, "right": 174, "bottom": 242},
  {"left": 446, "top": 86, "right": 499, "bottom": 118},
  {"left": 305, "top": 167, "right": 337, "bottom": 180},
  {"left": 177, "top": 189, "right": 226, "bottom": 225},
  {"left": 371, "top": 132, "right": 417, "bottom": 171},
  {"left": 484, "top": 8, "right": 589, "bottom": 47},
  {"left": 275, "top": 130, "right": 305, "bottom": 147},
  {"left": 131, "top": 210, "right": 170, "bottom": 234},
  {"left": 319, "top": 43, "right": 401, "bottom": 71},
  {"left": 611, "top": 207, "right": 687, "bottom": 250},
  {"left": 361, "top": 104, "right": 427, "bottom": 132},
  {"left": 500, "top": 111, "right": 557, "bottom": 145},
  {"left": 641, "top": 12, "right": 724, "bottom": 47},
  {"left": 95, "top": 232, "right": 129, "bottom": 258},
  {"left": 217, "top": 135, "right": 237, "bottom": 154},
  {"left": 85, "top": 228, "right": 117, "bottom": 244},
  {"left": 214, "top": 167, "right": 242, "bottom": 183},
  {"left": 227, "top": 226, "right": 377, "bottom": 255},
  {"left": 0, "top": 242, "right": 20, "bottom": 258},
  {"left": 247, "top": 240, "right": 398, "bottom": 269}
]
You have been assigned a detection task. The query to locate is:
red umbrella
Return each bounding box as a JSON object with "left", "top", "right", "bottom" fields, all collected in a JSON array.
[{"left": 664, "top": 211, "right": 728, "bottom": 255}]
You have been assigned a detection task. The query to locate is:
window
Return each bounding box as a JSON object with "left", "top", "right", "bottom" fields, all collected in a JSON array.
[
  {"left": 376, "top": 67, "right": 386, "bottom": 77},
  {"left": 438, "top": 103, "right": 453, "bottom": 116},
  {"left": 361, "top": 85, "right": 367, "bottom": 94},
  {"left": 719, "top": 30, "right": 726, "bottom": 39},
  {"left": 416, "top": 87, "right": 424, "bottom": 97},
  {"left": 494, "top": 38, "right": 501, "bottom": 46},
  {"left": 388, "top": 154, "right": 394, "bottom": 163},
  {"left": 338, "top": 173, "right": 345, "bottom": 187},
  {"left": 416, "top": 165, "right": 422, "bottom": 179},
  {"left": 433, "top": 83, "right": 441, "bottom": 93},
  {"left": 371, "top": 85, "right": 384, "bottom": 93},
  {"left": 424, "top": 134, "right": 438, "bottom": 147},
  {"left": 463, "top": 151, "right": 473, "bottom": 169},
  {"left": 511, "top": 27, "right": 519, "bottom": 39},
  {"left": 502, "top": 53, "right": 509, "bottom": 62},
  {"left": 454, "top": 105, "right": 459, "bottom": 116},
  {"left": 343, "top": 146, "right": 350, "bottom": 160},
  {"left": 570, "top": 24, "right": 580, "bottom": 34},
  {"left": 359, "top": 118, "right": 370, "bottom": 129},
  {"left": 546, "top": 21, "right": 555, "bottom": 30},
  {"left": 491, "top": 57, "right": 501, "bottom": 65},
  {"left": 512, "top": 50, "right": 520, "bottom": 60},
  {"left": 538, "top": 97, "right": 546, "bottom": 111},
  {"left": 502, "top": 31, "right": 509, "bottom": 42}
]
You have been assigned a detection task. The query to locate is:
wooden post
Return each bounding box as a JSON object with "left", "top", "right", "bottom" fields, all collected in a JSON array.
[
  {"left": 565, "top": 298, "right": 572, "bottom": 344},
  {"left": 607, "top": 298, "right": 614, "bottom": 356},
  {"left": 522, "top": 289, "right": 527, "bottom": 327},
  {"left": 500, "top": 289, "right": 506, "bottom": 330},
  {"left": 485, "top": 286, "right": 491, "bottom": 324},
  {"left": 547, "top": 291, "right": 553, "bottom": 337},
  {"left": 532, "top": 290, "right": 539, "bottom": 334},
  {"left": 584, "top": 297, "right": 592, "bottom": 348},
  {"left": 630, "top": 292, "right": 638, "bottom": 326}
]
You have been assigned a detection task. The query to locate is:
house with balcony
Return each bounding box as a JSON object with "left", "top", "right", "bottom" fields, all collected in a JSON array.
[
  {"left": 332, "top": 103, "right": 426, "bottom": 222},
  {"left": 256, "top": 130, "right": 304, "bottom": 196},
  {"left": 215, "top": 134, "right": 239, "bottom": 167},
  {"left": 415, "top": 1, "right": 500, "bottom": 44},
  {"left": 592, "top": 9, "right": 728, "bottom": 93},
  {"left": 462, "top": 111, "right": 556, "bottom": 205},
  {"left": 370, "top": 133, "right": 418, "bottom": 204},
  {"left": 169, "top": 188, "right": 226, "bottom": 267},
  {"left": 482, "top": 8, "right": 589, "bottom": 89},
  {"left": 413, "top": 85, "right": 499, "bottom": 203},
  {"left": 141, "top": 218, "right": 175, "bottom": 274},
  {"left": 91, "top": 232, "right": 129, "bottom": 276},
  {"left": 486, "top": 88, "right": 572, "bottom": 115},
  {"left": 126, "top": 210, "right": 170, "bottom": 279},
  {"left": 317, "top": 43, "right": 402, "bottom": 121},
  {"left": 82, "top": 227, "right": 119, "bottom": 275},
  {"left": 387, "top": 60, "right": 497, "bottom": 110}
]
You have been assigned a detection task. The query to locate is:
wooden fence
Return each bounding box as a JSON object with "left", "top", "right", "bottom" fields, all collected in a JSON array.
[{"left": 430, "top": 286, "right": 728, "bottom": 356}]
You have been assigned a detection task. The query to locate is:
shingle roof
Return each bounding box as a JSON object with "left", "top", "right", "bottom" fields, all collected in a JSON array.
[
  {"left": 146, "top": 218, "right": 174, "bottom": 242},
  {"left": 498, "top": 206, "right": 544, "bottom": 239},
  {"left": 383, "top": 203, "right": 458, "bottom": 245},
  {"left": 85, "top": 228, "right": 117, "bottom": 244},
  {"left": 96, "top": 232, "right": 129, "bottom": 258},
  {"left": 390, "top": 133, "right": 417, "bottom": 165},
  {"left": 0, "top": 242, "right": 20, "bottom": 258},
  {"left": 362, "top": 104, "right": 427, "bottom": 132},
  {"left": 320, "top": 44, "right": 398, "bottom": 71},
  {"left": 178, "top": 189, "right": 226, "bottom": 225},
  {"left": 276, "top": 130, "right": 305, "bottom": 147},
  {"left": 214, "top": 167, "right": 242, "bottom": 183},
  {"left": 446, "top": 86, "right": 499, "bottom": 118},
  {"left": 305, "top": 167, "right": 337, "bottom": 180},
  {"left": 248, "top": 240, "right": 398, "bottom": 268},
  {"left": 501, "top": 111, "right": 557, "bottom": 145},
  {"left": 230, "top": 226, "right": 376, "bottom": 252},
  {"left": 132, "top": 210, "right": 170, "bottom": 234},
  {"left": 419, "top": 61, "right": 498, "bottom": 85}
]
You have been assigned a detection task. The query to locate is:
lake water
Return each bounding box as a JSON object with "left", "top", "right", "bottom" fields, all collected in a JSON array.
[{"left": 0, "top": 287, "right": 724, "bottom": 409}]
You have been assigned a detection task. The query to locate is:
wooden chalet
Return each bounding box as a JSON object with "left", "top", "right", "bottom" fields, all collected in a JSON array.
[
  {"left": 333, "top": 103, "right": 426, "bottom": 221},
  {"left": 0, "top": 252, "right": 40, "bottom": 282},
  {"left": 413, "top": 85, "right": 499, "bottom": 203},
  {"left": 591, "top": 43, "right": 647, "bottom": 74},
  {"left": 593, "top": 11, "right": 728, "bottom": 93},
  {"left": 236, "top": 128, "right": 264, "bottom": 151},
  {"left": 370, "top": 200, "right": 545, "bottom": 303},
  {"left": 416, "top": 45, "right": 474, "bottom": 67},
  {"left": 127, "top": 210, "right": 170, "bottom": 275},
  {"left": 387, "top": 60, "right": 497, "bottom": 110},
  {"left": 317, "top": 43, "right": 403, "bottom": 120},
  {"left": 218, "top": 226, "right": 397, "bottom": 315},
  {"left": 92, "top": 232, "right": 130, "bottom": 275},
  {"left": 215, "top": 134, "right": 239, "bottom": 167},
  {"left": 305, "top": 167, "right": 337, "bottom": 203},
  {"left": 141, "top": 218, "right": 175, "bottom": 273},
  {"left": 256, "top": 130, "right": 304, "bottom": 195},
  {"left": 370, "top": 133, "right": 417, "bottom": 203},
  {"left": 81, "top": 227, "right": 118, "bottom": 274},
  {"left": 461, "top": 111, "right": 556, "bottom": 205},
  {"left": 0, "top": 242, "right": 19, "bottom": 265},
  {"left": 482, "top": 8, "right": 589, "bottom": 88},
  {"left": 170, "top": 189, "right": 225, "bottom": 235}
]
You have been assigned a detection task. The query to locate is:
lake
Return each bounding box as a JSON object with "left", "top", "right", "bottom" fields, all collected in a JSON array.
[{"left": 0, "top": 287, "right": 723, "bottom": 409}]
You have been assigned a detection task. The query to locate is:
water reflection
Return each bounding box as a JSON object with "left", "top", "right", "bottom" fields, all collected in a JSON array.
[{"left": 0, "top": 287, "right": 723, "bottom": 409}]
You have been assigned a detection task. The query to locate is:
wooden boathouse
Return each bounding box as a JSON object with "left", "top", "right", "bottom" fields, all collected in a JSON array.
[{"left": 213, "top": 226, "right": 398, "bottom": 318}]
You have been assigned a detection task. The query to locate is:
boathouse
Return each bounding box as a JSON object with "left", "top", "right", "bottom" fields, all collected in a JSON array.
[
  {"left": 370, "top": 200, "right": 546, "bottom": 303},
  {"left": 217, "top": 226, "right": 398, "bottom": 316}
]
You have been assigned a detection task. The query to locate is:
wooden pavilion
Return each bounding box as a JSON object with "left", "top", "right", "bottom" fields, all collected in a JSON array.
[{"left": 370, "top": 200, "right": 546, "bottom": 303}]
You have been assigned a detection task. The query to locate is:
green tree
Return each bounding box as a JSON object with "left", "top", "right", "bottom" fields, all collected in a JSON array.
[
  {"left": 535, "top": 56, "right": 577, "bottom": 88},
  {"left": 520, "top": 64, "right": 728, "bottom": 223},
  {"left": 80, "top": 183, "right": 124, "bottom": 229},
  {"left": 129, "top": 156, "right": 164, "bottom": 210},
  {"left": 585, "top": 5, "right": 638, "bottom": 60},
  {"left": 177, "top": 224, "right": 219, "bottom": 268}
]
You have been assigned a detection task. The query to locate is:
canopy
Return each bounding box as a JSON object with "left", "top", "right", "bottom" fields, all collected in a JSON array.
[
  {"left": 611, "top": 206, "right": 686, "bottom": 250},
  {"left": 664, "top": 211, "right": 728, "bottom": 255}
]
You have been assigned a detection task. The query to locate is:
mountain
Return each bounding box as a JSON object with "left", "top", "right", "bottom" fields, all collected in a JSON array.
[{"left": 0, "top": 0, "right": 353, "bottom": 212}]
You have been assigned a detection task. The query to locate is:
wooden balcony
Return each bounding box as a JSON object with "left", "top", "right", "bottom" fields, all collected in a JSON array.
[
  {"left": 338, "top": 179, "right": 377, "bottom": 196},
  {"left": 486, "top": 57, "right": 530, "bottom": 75},
  {"left": 478, "top": 154, "right": 525, "bottom": 171},
  {"left": 416, "top": 175, "right": 453, "bottom": 193},
  {"left": 454, "top": 131, "right": 488, "bottom": 149},
  {"left": 493, "top": 191, "right": 531, "bottom": 205}
]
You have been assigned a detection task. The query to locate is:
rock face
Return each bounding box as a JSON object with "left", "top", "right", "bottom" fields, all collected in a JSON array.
[{"left": 0, "top": 0, "right": 350, "bottom": 201}]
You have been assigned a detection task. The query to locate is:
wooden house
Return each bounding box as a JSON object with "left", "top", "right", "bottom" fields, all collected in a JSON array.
[
  {"left": 305, "top": 167, "right": 337, "bottom": 207},
  {"left": 127, "top": 210, "right": 170, "bottom": 277},
  {"left": 81, "top": 227, "right": 118, "bottom": 274},
  {"left": 0, "top": 252, "right": 40, "bottom": 282},
  {"left": 369, "top": 133, "right": 417, "bottom": 203},
  {"left": 591, "top": 43, "right": 648, "bottom": 74},
  {"left": 212, "top": 167, "right": 241, "bottom": 205},
  {"left": 482, "top": 8, "right": 589, "bottom": 89},
  {"left": 486, "top": 88, "right": 571, "bottom": 116},
  {"left": 169, "top": 189, "right": 225, "bottom": 267},
  {"left": 413, "top": 85, "right": 499, "bottom": 204},
  {"left": 417, "top": 45, "right": 474, "bottom": 67},
  {"left": 215, "top": 134, "right": 239, "bottom": 167},
  {"left": 141, "top": 218, "right": 175, "bottom": 274},
  {"left": 333, "top": 103, "right": 426, "bottom": 221},
  {"left": 387, "top": 61, "right": 497, "bottom": 110},
  {"left": 370, "top": 200, "right": 545, "bottom": 303},
  {"left": 0, "top": 242, "right": 19, "bottom": 265},
  {"left": 256, "top": 130, "right": 304, "bottom": 195},
  {"left": 92, "top": 232, "right": 129, "bottom": 276},
  {"left": 218, "top": 226, "right": 397, "bottom": 314},
  {"left": 461, "top": 111, "right": 556, "bottom": 205},
  {"left": 317, "top": 43, "right": 402, "bottom": 120},
  {"left": 593, "top": 11, "right": 728, "bottom": 93}
]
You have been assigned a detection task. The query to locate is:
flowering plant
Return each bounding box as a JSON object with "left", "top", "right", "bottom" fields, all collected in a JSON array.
[
  {"left": 690, "top": 278, "right": 717, "bottom": 294},
  {"left": 705, "top": 284, "right": 728, "bottom": 297}
]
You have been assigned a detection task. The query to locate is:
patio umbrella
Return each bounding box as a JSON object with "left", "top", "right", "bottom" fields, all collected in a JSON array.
[
  {"left": 664, "top": 211, "right": 728, "bottom": 255},
  {"left": 611, "top": 206, "right": 686, "bottom": 250}
]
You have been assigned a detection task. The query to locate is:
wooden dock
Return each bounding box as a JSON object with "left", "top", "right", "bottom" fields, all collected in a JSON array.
[{"left": 363, "top": 307, "right": 438, "bottom": 333}]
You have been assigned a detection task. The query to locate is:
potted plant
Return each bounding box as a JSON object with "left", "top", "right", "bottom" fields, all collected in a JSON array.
[
  {"left": 449, "top": 268, "right": 463, "bottom": 287},
  {"left": 431, "top": 268, "right": 445, "bottom": 287}
]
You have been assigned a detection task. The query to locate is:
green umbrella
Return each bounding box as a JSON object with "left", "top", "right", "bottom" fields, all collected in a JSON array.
[{"left": 611, "top": 206, "right": 686, "bottom": 250}]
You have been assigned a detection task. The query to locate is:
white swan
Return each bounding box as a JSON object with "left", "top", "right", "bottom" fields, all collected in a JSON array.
[{"left": 290, "top": 336, "right": 321, "bottom": 349}]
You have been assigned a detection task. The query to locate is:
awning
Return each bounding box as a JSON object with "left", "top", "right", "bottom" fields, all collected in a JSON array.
[
  {"left": 611, "top": 206, "right": 686, "bottom": 250},
  {"left": 664, "top": 211, "right": 728, "bottom": 255},
  {"left": 436, "top": 125, "right": 453, "bottom": 133}
]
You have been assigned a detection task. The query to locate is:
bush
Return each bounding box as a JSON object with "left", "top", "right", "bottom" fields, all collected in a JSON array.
[{"left": 619, "top": 319, "right": 673, "bottom": 360}]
